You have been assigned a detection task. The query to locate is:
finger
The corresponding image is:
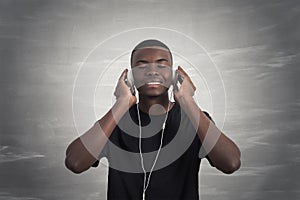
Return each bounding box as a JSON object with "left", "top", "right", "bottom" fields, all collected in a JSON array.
[
  {"left": 178, "top": 66, "right": 196, "bottom": 90},
  {"left": 178, "top": 66, "right": 195, "bottom": 82},
  {"left": 178, "top": 66, "right": 189, "bottom": 77},
  {"left": 191, "top": 81, "right": 196, "bottom": 91},
  {"left": 177, "top": 66, "right": 190, "bottom": 81},
  {"left": 119, "top": 68, "right": 128, "bottom": 81},
  {"left": 175, "top": 66, "right": 185, "bottom": 80}
]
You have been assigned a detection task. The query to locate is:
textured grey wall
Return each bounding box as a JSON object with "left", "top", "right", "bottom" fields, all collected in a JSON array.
[{"left": 0, "top": 0, "right": 299, "bottom": 199}]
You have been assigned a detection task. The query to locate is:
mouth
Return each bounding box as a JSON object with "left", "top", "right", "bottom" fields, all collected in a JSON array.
[
  {"left": 144, "top": 78, "right": 164, "bottom": 85},
  {"left": 143, "top": 80, "right": 164, "bottom": 89},
  {"left": 146, "top": 82, "right": 162, "bottom": 85}
]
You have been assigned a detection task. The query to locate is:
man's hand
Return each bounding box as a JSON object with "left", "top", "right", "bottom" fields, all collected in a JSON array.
[
  {"left": 173, "top": 66, "right": 196, "bottom": 102},
  {"left": 114, "top": 69, "right": 137, "bottom": 107},
  {"left": 65, "top": 69, "right": 137, "bottom": 174},
  {"left": 172, "top": 67, "right": 241, "bottom": 174}
]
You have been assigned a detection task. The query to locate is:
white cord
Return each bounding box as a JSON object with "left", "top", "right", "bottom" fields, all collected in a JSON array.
[{"left": 137, "top": 101, "right": 171, "bottom": 200}]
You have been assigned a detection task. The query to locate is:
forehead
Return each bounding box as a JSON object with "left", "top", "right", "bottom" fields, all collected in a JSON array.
[{"left": 132, "top": 47, "right": 172, "bottom": 62}]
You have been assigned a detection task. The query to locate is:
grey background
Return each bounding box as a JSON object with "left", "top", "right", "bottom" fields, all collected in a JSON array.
[{"left": 1, "top": 0, "right": 299, "bottom": 199}]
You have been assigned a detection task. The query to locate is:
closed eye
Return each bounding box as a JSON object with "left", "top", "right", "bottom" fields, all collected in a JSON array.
[
  {"left": 138, "top": 64, "right": 148, "bottom": 68},
  {"left": 157, "top": 65, "right": 167, "bottom": 68},
  {"left": 156, "top": 58, "right": 169, "bottom": 63}
]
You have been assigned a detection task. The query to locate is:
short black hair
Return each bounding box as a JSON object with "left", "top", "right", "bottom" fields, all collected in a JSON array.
[{"left": 130, "top": 39, "right": 173, "bottom": 66}]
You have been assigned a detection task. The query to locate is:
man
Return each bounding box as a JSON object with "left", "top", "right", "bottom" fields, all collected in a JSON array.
[{"left": 65, "top": 39, "right": 241, "bottom": 200}]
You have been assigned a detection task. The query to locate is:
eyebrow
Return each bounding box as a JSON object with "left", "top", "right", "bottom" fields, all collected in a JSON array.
[
  {"left": 135, "top": 58, "right": 169, "bottom": 64},
  {"left": 136, "top": 60, "right": 149, "bottom": 64},
  {"left": 156, "top": 58, "right": 169, "bottom": 63}
]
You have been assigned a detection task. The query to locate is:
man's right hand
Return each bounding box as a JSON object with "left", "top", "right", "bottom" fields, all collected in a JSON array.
[{"left": 114, "top": 69, "right": 137, "bottom": 107}]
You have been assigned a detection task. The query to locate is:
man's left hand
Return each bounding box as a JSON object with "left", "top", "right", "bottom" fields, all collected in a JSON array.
[{"left": 173, "top": 66, "right": 196, "bottom": 102}]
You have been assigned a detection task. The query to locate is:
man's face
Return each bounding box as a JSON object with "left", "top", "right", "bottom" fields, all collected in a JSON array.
[{"left": 131, "top": 47, "right": 173, "bottom": 97}]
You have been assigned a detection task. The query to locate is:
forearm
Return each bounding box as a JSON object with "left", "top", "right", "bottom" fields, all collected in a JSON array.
[
  {"left": 65, "top": 99, "right": 130, "bottom": 173},
  {"left": 177, "top": 96, "right": 241, "bottom": 174}
]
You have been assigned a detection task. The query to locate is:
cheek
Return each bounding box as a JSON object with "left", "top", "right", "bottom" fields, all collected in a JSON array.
[
  {"left": 164, "top": 72, "right": 172, "bottom": 83},
  {"left": 162, "top": 72, "right": 173, "bottom": 88},
  {"left": 132, "top": 71, "right": 145, "bottom": 87},
  {"left": 133, "top": 71, "right": 144, "bottom": 80}
]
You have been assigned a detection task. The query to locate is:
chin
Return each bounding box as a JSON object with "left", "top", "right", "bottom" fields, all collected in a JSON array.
[{"left": 138, "top": 85, "right": 169, "bottom": 97}]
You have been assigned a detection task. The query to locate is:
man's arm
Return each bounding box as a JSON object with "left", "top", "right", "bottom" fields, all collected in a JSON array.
[
  {"left": 65, "top": 69, "right": 136, "bottom": 174},
  {"left": 174, "top": 66, "right": 241, "bottom": 174}
]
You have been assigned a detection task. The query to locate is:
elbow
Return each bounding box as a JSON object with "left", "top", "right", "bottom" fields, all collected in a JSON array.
[
  {"left": 222, "top": 147, "right": 242, "bottom": 174},
  {"left": 65, "top": 156, "right": 87, "bottom": 174},
  {"left": 221, "top": 157, "right": 241, "bottom": 174}
]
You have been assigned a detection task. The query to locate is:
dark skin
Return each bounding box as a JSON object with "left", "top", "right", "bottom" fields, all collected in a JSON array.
[
  {"left": 65, "top": 47, "right": 241, "bottom": 174},
  {"left": 131, "top": 47, "right": 174, "bottom": 114}
]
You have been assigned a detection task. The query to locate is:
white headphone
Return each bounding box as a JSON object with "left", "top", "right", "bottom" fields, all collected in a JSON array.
[
  {"left": 125, "top": 68, "right": 179, "bottom": 199},
  {"left": 137, "top": 94, "right": 172, "bottom": 200}
]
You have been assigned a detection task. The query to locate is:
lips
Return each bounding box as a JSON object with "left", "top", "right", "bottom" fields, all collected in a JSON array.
[
  {"left": 144, "top": 79, "right": 163, "bottom": 85},
  {"left": 146, "top": 82, "right": 162, "bottom": 85}
]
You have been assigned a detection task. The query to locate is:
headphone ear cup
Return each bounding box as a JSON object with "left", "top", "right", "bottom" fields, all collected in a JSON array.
[
  {"left": 126, "top": 69, "right": 136, "bottom": 95},
  {"left": 127, "top": 69, "right": 134, "bottom": 87},
  {"left": 172, "top": 68, "right": 178, "bottom": 84}
]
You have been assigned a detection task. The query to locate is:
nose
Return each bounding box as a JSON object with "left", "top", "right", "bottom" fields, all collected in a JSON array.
[{"left": 145, "top": 64, "right": 159, "bottom": 76}]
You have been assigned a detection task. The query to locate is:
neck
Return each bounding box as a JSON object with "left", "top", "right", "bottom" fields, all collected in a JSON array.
[{"left": 138, "top": 93, "right": 172, "bottom": 115}]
